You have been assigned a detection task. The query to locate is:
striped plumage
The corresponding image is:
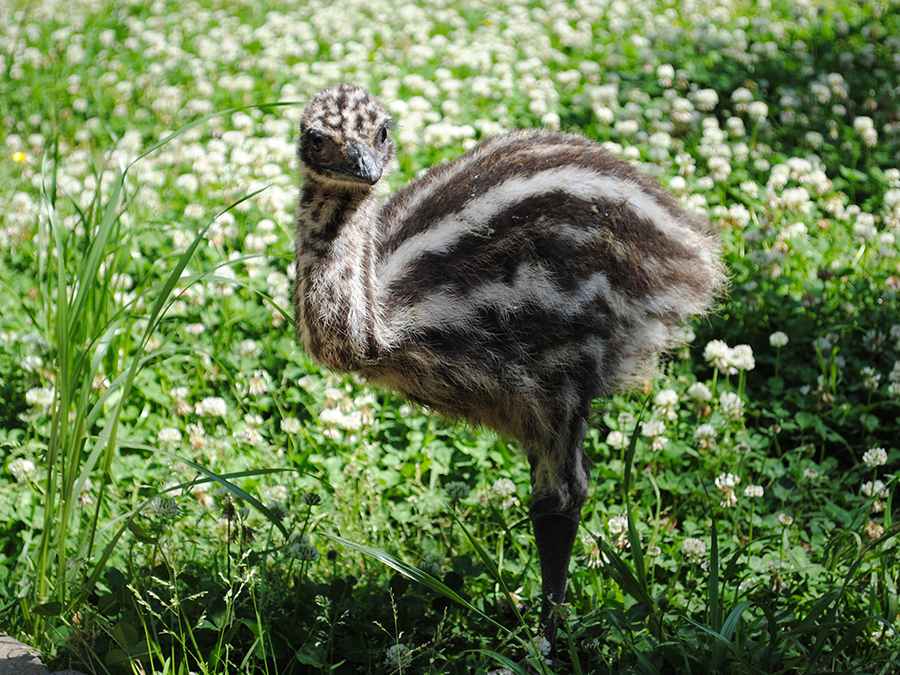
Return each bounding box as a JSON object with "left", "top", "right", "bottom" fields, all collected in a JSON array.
[{"left": 294, "top": 83, "right": 725, "bottom": 650}]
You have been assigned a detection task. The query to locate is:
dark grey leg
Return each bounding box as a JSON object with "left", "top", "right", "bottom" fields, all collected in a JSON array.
[
  {"left": 526, "top": 400, "right": 592, "bottom": 655},
  {"left": 530, "top": 496, "right": 583, "bottom": 651}
]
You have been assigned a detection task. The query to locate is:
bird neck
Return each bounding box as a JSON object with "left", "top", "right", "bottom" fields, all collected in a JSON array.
[{"left": 294, "top": 178, "right": 384, "bottom": 372}]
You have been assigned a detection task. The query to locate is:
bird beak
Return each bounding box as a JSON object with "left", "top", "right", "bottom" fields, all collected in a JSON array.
[{"left": 337, "top": 143, "right": 383, "bottom": 185}]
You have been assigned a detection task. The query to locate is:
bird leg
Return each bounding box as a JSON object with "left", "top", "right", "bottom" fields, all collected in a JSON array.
[{"left": 530, "top": 493, "right": 584, "bottom": 652}]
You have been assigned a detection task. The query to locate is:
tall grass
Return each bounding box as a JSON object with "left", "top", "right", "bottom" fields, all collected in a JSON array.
[{"left": 21, "top": 112, "right": 288, "bottom": 655}]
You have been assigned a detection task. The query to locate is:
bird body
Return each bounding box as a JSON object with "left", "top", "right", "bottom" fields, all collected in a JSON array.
[{"left": 294, "top": 83, "right": 725, "bottom": 650}]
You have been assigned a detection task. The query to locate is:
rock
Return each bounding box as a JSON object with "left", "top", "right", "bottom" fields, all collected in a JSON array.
[{"left": 0, "top": 635, "right": 86, "bottom": 675}]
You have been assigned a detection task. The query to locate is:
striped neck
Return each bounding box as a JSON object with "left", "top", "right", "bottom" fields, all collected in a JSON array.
[{"left": 294, "top": 177, "right": 383, "bottom": 371}]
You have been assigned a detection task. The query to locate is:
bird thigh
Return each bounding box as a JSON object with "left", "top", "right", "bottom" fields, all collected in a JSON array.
[{"left": 526, "top": 407, "right": 592, "bottom": 514}]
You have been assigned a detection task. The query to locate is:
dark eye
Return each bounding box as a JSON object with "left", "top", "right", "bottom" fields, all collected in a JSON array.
[
  {"left": 307, "top": 131, "right": 325, "bottom": 153},
  {"left": 377, "top": 124, "right": 389, "bottom": 145}
]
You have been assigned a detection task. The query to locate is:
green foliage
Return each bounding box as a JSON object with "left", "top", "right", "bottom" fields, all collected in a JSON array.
[{"left": 1, "top": 0, "right": 899, "bottom": 673}]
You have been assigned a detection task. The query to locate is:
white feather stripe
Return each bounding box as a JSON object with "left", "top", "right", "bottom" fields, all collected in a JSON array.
[
  {"left": 385, "top": 266, "right": 632, "bottom": 341},
  {"left": 380, "top": 166, "right": 710, "bottom": 288}
]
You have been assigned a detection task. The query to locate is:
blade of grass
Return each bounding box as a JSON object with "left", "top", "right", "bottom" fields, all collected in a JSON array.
[{"left": 325, "top": 533, "right": 507, "bottom": 634}]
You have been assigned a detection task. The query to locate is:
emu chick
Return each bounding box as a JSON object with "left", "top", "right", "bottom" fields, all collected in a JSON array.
[{"left": 293, "top": 83, "right": 725, "bottom": 650}]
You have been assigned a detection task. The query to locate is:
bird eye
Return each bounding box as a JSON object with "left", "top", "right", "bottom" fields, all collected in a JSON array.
[
  {"left": 307, "top": 131, "right": 325, "bottom": 153},
  {"left": 377, "top": 125, "right": 389, "bottom": 145}
]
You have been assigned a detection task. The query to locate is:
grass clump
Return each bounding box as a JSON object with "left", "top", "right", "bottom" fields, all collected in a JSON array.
[{"left": 1, "top": 0, "right": 899, "bottom": 673}]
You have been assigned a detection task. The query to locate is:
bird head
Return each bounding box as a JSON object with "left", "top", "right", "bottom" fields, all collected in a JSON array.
[{"left": 299, "top": 84, "right": 394, "bottom": 187}]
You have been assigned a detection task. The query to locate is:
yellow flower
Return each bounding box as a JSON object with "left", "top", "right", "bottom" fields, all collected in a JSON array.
[{"left": 12, "top": 152, "right": 26, "bottom": 163}]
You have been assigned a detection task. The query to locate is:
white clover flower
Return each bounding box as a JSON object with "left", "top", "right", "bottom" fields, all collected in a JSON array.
[
  {"left": 195, "top": 396, "right": 227, "bottom": 417},
  {"left": 170, "top": 386, "right": 189, "bottom": 400},
  {"left": 605, "top": 430, "right": 629, "bottom": 450},
  {"left": 747, "top": 101, "right": 768, "bottom": 122},
  {"left": 864, "top": 521, "right": 885, "bottom": 539},
  {"left": 184, "top": 203, "right": 206, "bottom": 220},
  {"left": 492, "top": 478, "right": 516, "bottom": 499},
  {"left": 687, "top": 382, "right": 713, "bottom": 402},
  {"left": 862, "top": 447, "right": 887, "bottom": 467},
  {"left": 718, "top": 489, "right": 737, "bottom": 508},
  {"left": 526, "top": 635, "right": 552, "bottom": 661},
  {"left": 870, "top": 626, "right": 895, "bottom": 643},
  {"left": 238, "top": 339, "right": 261, "bottom": 359},
  {"left": 744, "top": 484, "right": 764, "bottom": 498},
  {"left": 656, "top": 64, "right": 675, "bottom": 86},
  {"left": 607, "top": 515, "right": 628, "bottom": 537},
  {"left": 715, "top": 473, "right": 741, "bottom": 508},
  {"left": 862, "top": 480, "right": 889, "bottom": 499},
  {"left": 853, "top": 213, "right": 878, "bottom": 241},
  {"left": 703, "top": 339, "right": 733, "bottom": 370},
  {"left": 730, "top": 344, "right": 755, "bottom": 371},
  {"left": 708, "top": 156, "right": 731, "bottom": 181},
  {"left": 769, "top": 331, "right": 789, "bottom": 348},
  {"left": 25, "top": 386, "right": 55, "bottom": 413},
  {"left": 593, "top": 105, "right": 615, "bottom": 125},
  {"left": 740, "top": 180, "right": 759, "bottom": 198},
  {"left": 582, "top": 533, "right": 607, "bottom": 569},
  {"left": 731, "top": 87, "right": 754, "bottom": 107},
  {"left": 176, "top": 173, "right": 200, "bottom": 194},
  {"left": 319, "top": 407, "right": 363, "bottom": 431},
  {"left": 654, "top": 388, "right": 679, "bottom": 419},
  {"left": 21, "top": 355, "right": 43, "bottom": 372},
  {"left": 614, "top": 119, "right": 639, "bottom": 136},
  {"left": 693, "top": 89, "right": 719, "bottom": 111},
  {"left": 8, "top": 458, "right": 37, "bottom": 482},
  {"left": 719, "top": 391, "right": 744, "bottom": 419},
  {"left": 716, "top": 473, "right": 740, "bottom": 489},
  {"left": 246, "top": 370, "right": 268, "bottom": 396},
  {"left": 281, "top": 417, "right": 302, "bottom": 434},
  {"left": 860, "top": 367, "right": 881, "bottom": 391},
  {"left": 157, "top": 427, "right": 182, "bottom": 445},
  {"left": 853, "top": 116, "right": 874, "bottom": 132},
  {"left": 778, "top": 513, "right": 794, "bottom": 527},
  {"left": 681, "top": 537, "right": 706, "bottom": 564},
  {"left": 668, "top": 175, "right": 687, "bottom": 192},
  {"left": 640, "top": 420, "right": 668, "bottom": 450},
  {"left": 694, "top": 424, "right": 717, "bottom": 447},
  {"left": 641, "top": 420, "right": 666, "bottom": 438}
]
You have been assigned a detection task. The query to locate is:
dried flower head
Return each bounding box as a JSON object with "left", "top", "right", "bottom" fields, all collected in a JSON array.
[
  {"left": 444, "top": 481, "right": 470, "bottom": 501},
  {"left": 383, "top": 643, "right": 411, "bottom": 669},
  {"left": 289, "top": 533, "right": 320, "bottom": 561},
  {"left": 266, "top": 501, "right": 288, "bottom": 522},
  {"left": 301, "top": 492, "right": 322, "bottom": 506}
]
